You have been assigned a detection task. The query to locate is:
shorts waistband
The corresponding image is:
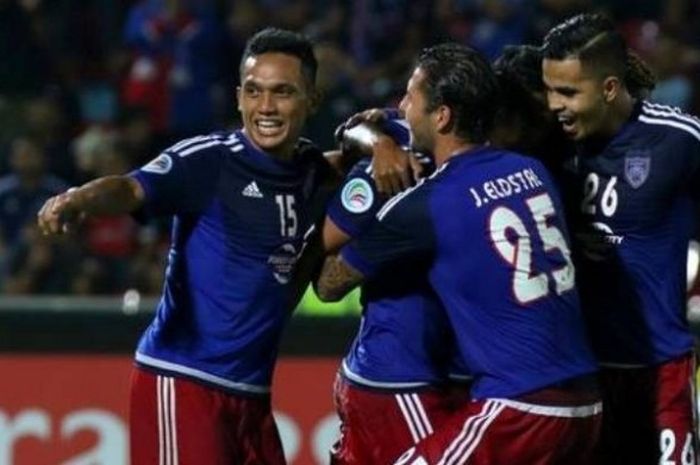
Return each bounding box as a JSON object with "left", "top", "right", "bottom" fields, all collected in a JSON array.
[
  {"left": 516, "top": 374, "right": 600, "bottom": 406},
  {"left": 493, "top": 398, "right": 602, "bottom": 418}
]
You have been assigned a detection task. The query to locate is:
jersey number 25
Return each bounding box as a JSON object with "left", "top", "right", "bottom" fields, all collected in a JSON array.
[{"left": 489, "top": 193, "right": 575, "bottom": 304}]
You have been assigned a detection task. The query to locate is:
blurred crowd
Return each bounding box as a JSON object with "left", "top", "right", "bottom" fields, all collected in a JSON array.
[{"left": 1, "top": 0, "right": 699, "bottom": 296}]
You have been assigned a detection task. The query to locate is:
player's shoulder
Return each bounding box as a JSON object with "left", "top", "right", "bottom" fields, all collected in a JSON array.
[
  {"left": 163, "top": 130, "right": 241, "bottom": 159},
  {"left": 444, "top": 146, "right": 539, "bottom": 178},
  {"left": 376, "top": 164, "right": 447, "bottom": 222},
  {"left": 636, "top": 101, "right": 700, "bottom": 146}
]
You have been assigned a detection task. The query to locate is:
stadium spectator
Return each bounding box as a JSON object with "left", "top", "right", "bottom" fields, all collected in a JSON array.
[
  {"left": 0, "top": 0, "right": 52, "bottom": 97},
  {"left": 648, "top": 32, "right": 695, "bottom": 110},
  {"left": 121, "top": 0, "right": 226, "bottom": 138},
  {"left": 542, "top": 12, "right": 699, "bottom": 464},
  {"left": 21, "top": 95, "right": 78, "bottom": 184},
  {"left": 0, "top": 136, "right": 66, "bottom": 249},
  {"left": 127, "top": 225, "right": 167, "bottom": 295},
  {"left": 82, "top": 141, "right": 139, "bottom": 292},
  {"left": 467, "top": 0, "right": 529, "bottom": 60},
  {"left": 1, "top": 221, "right": 80, "bottom": 294}
]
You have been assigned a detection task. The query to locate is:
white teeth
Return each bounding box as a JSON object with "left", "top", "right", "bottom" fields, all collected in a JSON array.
[
  {"left": 257, "top": 120, "right": 282, "bottom": 128},
  {"left": 558, "top": 114, "right": 574, "bottom": 124}
]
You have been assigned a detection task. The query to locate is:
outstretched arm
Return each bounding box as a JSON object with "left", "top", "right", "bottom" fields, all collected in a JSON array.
[{"left": 37, "top": 175, "right": 144, "bottom": 236}]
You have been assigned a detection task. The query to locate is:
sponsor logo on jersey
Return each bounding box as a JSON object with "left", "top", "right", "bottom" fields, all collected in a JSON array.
[
  {"left": 242, "top": 181, "right": 264, "bottom": 198},
  {"left": 577, "top": 221, "right": 624, "bottom": 261},
  {"left": 141, "top": 154, "right": 173, "bottom": 174},
  {"left": 341, "top": 178, "right": 373, "bottom": 214},
  {"left": 268, "top": 243, "right": 299, "bottom": 284},
  {"left": 624, "top": 152, "right": 651, "bottom": 189}
]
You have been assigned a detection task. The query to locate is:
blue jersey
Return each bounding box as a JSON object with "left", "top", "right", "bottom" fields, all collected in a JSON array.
[
  {"left": 328, "top": 156, "right": 464, "bottom": 388},
  {"left": 564, "top": 101, "right": 700, "bottom": 366},
  {"left": 342, "top": 146, "right": 597, "bottom": 399},
  {"left": 129, "top": 130, "right": 328, "bottom": 394}
]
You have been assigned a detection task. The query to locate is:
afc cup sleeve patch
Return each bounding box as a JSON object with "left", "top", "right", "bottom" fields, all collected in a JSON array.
[
  {"left": 340, "top": 177, "right": 374, "bottom": 214},
  {"left": 141, "top": 153, "right": 173, "bottom": 174}
]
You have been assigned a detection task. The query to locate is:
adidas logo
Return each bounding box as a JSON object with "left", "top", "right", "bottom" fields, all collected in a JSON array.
[{"left": 242, "top": 181, "right": 264, "bottom": 198}]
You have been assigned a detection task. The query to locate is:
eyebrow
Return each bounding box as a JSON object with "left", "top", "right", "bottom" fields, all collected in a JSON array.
[
  {"left": 242, "top": 77, "right": 303, "bottom": 91},
  {"left": 552, "top": 85, "right": 578, "bottom": 93},
  {"left": 542, "top": 80, "right": 578, "bottom": 93}
]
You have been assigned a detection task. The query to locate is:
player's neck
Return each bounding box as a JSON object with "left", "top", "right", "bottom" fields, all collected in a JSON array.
[
  {"left": 433, "top": 137, "right": 479, "bottom": 167},
  {"left": 601, "top": 91, "right": 636, "bottom": 138},
  {"left": 243, "top": 130, "right": 296, "bottom": 161}
]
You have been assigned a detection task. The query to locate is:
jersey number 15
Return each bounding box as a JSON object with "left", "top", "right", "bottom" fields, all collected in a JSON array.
[
  {"left": 275, "top": 194, "right": 298, "bottom": 238},
  {"left": 489, "top": 193, "right": 575, "bottom": 304}
]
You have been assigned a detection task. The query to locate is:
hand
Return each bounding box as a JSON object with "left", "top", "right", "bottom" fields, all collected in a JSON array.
[
  {"left": 334, "top": 108, "right": 389, "bottom": 144},
  {"left": 37, "top": 189, "right": 86, "bottom": 236},
  {"left": 345, "top": 108, "right": 387, "bottom": 128},
  {"left": 371, "top": 135, "right": 415, "bottom": 195}
]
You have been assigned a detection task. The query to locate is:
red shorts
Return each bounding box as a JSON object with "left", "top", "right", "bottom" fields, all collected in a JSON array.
[
  {"left": 331, "top": 375, "right": 470, "bottom": 465},
  {"left": 393, "top": 394, "right": 602, "bottom": 465},
  {"left": 129, "top": 367, "right": 285, "bottom": 465},
  {"left": 598, "top": 353, "right": 698, "bottom": 465}
]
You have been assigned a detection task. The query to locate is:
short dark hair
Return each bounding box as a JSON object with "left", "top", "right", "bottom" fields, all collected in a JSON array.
[
  {"left": 240, "top": 27, "right": 318, "bottom": 86},
  {"left": 493, "top": 45, "right": 544, "bottom": 96},
  {"left": 416, "top": 43, "right": 498, "bottom": 143},
  {"left": 542, "top": 13, "right": 627, "bottom": 81},
  {"left": 492, "top": 45, "right": 548, "bottom": 147}
]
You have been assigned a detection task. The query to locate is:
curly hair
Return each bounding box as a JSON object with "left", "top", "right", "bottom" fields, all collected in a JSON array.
[{"left": 626, "top": 51, "right": 657, "bottom": 98}]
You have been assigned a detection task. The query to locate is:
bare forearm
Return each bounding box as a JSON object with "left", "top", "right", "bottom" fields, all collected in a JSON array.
[
  {"left": 72, "top": 175, "right": 144, "bottom": 216},
  {"left": 38, "top": 175, "right": 144, "bottom": 236},
  {"left": 288, "top": 231, "right": 325, "bottom": 311},
  {"left": 315, "top": 254, "right": 364, "bottom": 302}
]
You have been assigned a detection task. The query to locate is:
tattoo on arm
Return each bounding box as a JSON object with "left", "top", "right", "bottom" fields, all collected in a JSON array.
[{"left": 315, "top": 255, "right": 364, "bottom": 302}]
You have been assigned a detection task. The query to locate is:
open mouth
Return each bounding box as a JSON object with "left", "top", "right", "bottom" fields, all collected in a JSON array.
[
  {"left": 557, "top": 113, "right": 577, "bottom": 134},
  {"left": 255, "top": 119, "right": 285, "bottom": 137}
]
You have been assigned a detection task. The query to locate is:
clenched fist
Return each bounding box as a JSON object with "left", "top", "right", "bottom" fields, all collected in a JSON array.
[{"left": 37, "top": 188, "right": 86, "bottom": 236}]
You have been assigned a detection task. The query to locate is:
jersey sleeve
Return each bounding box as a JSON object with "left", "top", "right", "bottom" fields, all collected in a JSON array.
[
  {"left": 128, "top": 136, "right": 224, "bottom": 216},
  {"left": 326, "top": 158, "right": 381, "bottom": 237},
  {"left": 380, "top": 117, "right": 411, "bottom": 148},
  {"left": 341, "top": 181, "right": 435, "bottom": 277},
  {"left": 381, "top": 115, "right": 435, "bottom": 170},
  {"left": 681, "top": 130, "right": 700, "bottom": 201}
]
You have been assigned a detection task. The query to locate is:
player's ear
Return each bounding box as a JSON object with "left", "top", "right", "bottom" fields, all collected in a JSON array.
[
  {"left": 236, "top": 86, "right": 242, "bottom": 112},
  {"left": 306, "top": 83, "right": 323, "bottom": 115},
  {"left": 307, "top": 86, "right": 322, "bottom": 116},
  {"left": 435, "top": 105, "right": 453, "bottom": 134},
  {"left": 602, "top": 76, "right": 622, "bottom": 103}
]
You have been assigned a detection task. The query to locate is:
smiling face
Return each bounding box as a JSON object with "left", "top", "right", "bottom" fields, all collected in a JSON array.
[
  {"left": 542, "top": 57, "right": 611, "bottom": 141},
  {"left": 238, "top": 52, "right": 315, "bottom": 159}
]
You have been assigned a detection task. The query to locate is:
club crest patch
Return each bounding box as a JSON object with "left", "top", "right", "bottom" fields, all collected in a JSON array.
[
  {"left": 142, "top": 154, "right": 173, "bottom": 174},
  {"left": 624, "top": 152, "right": 650, "bottom": 189},
  {"left": 341, "top": 178, "right": 374, "bottom": 214}
]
